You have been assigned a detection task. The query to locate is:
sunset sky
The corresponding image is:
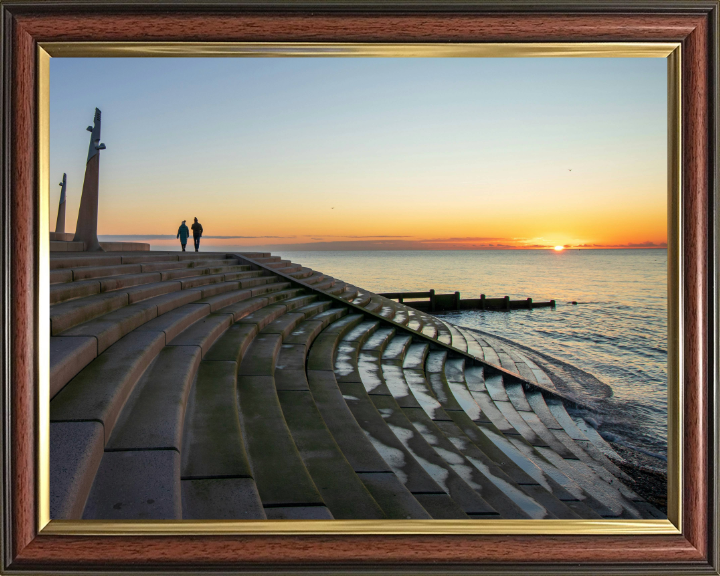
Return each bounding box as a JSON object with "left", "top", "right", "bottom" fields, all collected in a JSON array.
[{"left": 49, "top": 57, "right": 667, "bottom": 250}]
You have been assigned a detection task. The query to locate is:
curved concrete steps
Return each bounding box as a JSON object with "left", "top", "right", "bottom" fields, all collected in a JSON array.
[{"left": 50, "top": 251, "right": 662, "bottom": 520}]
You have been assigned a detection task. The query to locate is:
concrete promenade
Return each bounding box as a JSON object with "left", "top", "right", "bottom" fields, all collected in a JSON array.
[{"left": 49, "top": 250, "right": 663, "bottom": 521}]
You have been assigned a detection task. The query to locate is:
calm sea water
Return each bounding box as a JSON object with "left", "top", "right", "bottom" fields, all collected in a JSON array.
[{"left": 266, "top": 249, "right": 668, "bottom": 459}]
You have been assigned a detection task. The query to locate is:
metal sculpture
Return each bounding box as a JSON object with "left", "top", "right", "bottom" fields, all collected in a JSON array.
[
  {"left": 73, "top": 108, "right": 107, "bottom": 251},
  {"left": 55, "top": 173, "right": 67, "bottom": 234}
]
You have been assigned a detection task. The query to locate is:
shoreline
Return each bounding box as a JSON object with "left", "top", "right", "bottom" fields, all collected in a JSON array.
[{"left": 458, "top": 324, "right": 668, "bottom": 514}]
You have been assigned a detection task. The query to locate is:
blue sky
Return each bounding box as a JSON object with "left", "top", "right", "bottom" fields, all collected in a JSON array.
[{"left": 50, "top": 57, "right": 666, "bottom": 250}]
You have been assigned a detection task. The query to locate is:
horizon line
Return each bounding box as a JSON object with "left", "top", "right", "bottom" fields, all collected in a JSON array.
[{"left": 96, "top": 234, "right": 668, "bottom": 250}]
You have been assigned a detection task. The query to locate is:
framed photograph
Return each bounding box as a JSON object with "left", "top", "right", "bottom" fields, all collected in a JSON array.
[{"left": 1, "top": 1, "right": 717, "bottom": 574}]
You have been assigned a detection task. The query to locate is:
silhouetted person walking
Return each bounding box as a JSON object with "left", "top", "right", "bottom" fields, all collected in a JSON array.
[
  {"left": 191, "top": 217, "right": 203, "bottom": 252},
  {"left": 177, "top": 220, "right": 189, "bottom": 252}
]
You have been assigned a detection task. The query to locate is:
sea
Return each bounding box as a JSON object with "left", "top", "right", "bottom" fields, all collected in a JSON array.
[{"left": 158, "top": 246, "right": 669, "bottom": 463}]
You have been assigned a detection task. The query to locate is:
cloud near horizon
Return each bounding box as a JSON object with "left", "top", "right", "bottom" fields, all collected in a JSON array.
[
  {"left": 101, "top": 235, "right": 668, "bottom": 251},
  {"left": 574, "top": 241, "right": 668, "bottom": 249},
  {"left": 98, "top": 234, "right": 296, "bottom": 240}
]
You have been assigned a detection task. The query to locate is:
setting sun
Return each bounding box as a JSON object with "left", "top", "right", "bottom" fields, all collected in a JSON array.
[{"left": 554, "top": 246, "right": 565, "bottom": 251}]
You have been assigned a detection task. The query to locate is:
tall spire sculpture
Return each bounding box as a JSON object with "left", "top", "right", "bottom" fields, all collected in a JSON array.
[
  {"left": 73, "top": 108, "right": 106, "bottom": 252},
  {"left": 55, "top": 173, "right": 67, "bottom": 234}
]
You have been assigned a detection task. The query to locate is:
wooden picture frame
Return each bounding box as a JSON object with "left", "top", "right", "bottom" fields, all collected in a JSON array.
[{"left": 1, "top": 1, "right": 717, "bottom": 573}]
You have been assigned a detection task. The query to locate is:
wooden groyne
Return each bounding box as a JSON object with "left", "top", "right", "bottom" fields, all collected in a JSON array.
[{"left": 378, "top": 290, "right": 556, "bottom": 312}]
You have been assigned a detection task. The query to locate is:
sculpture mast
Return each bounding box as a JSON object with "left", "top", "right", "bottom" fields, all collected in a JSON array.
[
  {"left": 55, "top": 173, "right": 67, "bottom": 234},
  {"left": 73, "top": 108, "right": 106, "bottom": 252}
]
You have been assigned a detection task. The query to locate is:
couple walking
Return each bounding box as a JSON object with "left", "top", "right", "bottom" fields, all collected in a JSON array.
[{"left": 177, "top": 217, "right": 203, "bottom": 252}]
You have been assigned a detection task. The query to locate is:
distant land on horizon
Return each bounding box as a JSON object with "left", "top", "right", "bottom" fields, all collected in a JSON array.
[{"left": 96, "top": 235, "right": 668, "bottom": 251}]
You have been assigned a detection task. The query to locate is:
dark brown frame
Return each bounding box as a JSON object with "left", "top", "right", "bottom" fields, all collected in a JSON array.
[{"left": 1, "top": 2, "right": 717, "bottom": 573}]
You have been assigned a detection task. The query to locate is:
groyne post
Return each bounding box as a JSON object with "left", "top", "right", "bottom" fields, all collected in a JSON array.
[
  {"left": 504, "top": 295, "right": 510, "bottom": 310},
  {"left": 430, "top": 289, "right": 436, "bottom": 312},
  {"left": 454, "top": 291, "right": 461, "bottom": 311},
  {"left": 55, "top": 173, "right": 67, "bottom": 234},
  {"left": 480, "top": 294, "right": 486, "bottom": 310},
  {"left": 73, "top": 108, "right": 106, "bottom": 252},
  {"left": 526, "top": 297, "right": 532, "bottom": 309}
]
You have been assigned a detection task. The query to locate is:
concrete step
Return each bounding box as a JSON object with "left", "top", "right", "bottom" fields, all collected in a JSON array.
[
  {"left": 524, "top": 391, "right": 640, "bottom": 502},
  {"left": 381, "top": 335, "right": 413, "bottom": 365},
  {"left": 387, "top": 353, "right": 576, "bottom": 519},
  {"left": 80, "top": 290, "right": 288, "bottom": 520},
  {"left": 544, "top": 399, "right": 630, "bottom": 477},
  {"left": 433, "top": 322, "right": 453, "bottom": 346},
  {"left": 425, "top": 351, "right": 464, "bottom": 412},
  {"left": 181, "top": 361, "right": 265, "bottom": 519},
  {"left": 396, "top": 402, "right": 533, "bottom": 518},
  {"left": 282, "top": 294, "right": 317, "bottom": 312},
  {"left": 50, "top": 264, "right": 276, "bottom": 335},
  {"left": 62, "top": 298, "right": 161, "bottom": 355},
  {"left": 234, "top": 252, "right": 272, "bottom": 259},
  {"left": 247, "top": 256, "right": 282, "bottom": 264},
  {"left": 340, "top": 329, "right": 505, "bottom": 518},
  {"left": 378, "top": 304, "right": 395, "bottom": 319},
  {"left": 360, "top": 294, "right": 384, "bottom": 314},
  {"left": 265, "top": 259, "right": 292, "bottom": 269},
  {"left": 339, "top": 381, "right": 469, "bottom": 519},
  {"left": 407, "top": 319, "right": 422, "bottom": 332},
  {"left": 339, "top": 288, "right": 359, "bottom": 302},
  {"left": 51, "top": 276, "right": 271, "bottom": 398},
  {"left": 250, "top": 281, "right": 293, "bottom": 297},
  {"left": 288, "top": 267, "right": 314, "bottom": 280},
  {"left": 277, "top": 389, "right": 386, "bottom": 519},
  {"left": 168, "top": 313, "right": 233, "bottom": 358},
  {"left": 51, "top": 291, "right": 129, "bottom": 335},
  {"left": 420, "top": 324, "right": 438, "bottom": 339},
  {"left": 294, "top": 301, "right": 332, "bottom": 319},
  {"left": 282, "top": 314, "right": 329, "bottom": 348},
  {"left": 237, "top": 337, "right": 330, "bottom": 516},
  {"left": 454, "top": 380, "right": 616, "bottom": 516},
  {"left": 427, "top": 368, "right": 605, "bottom": 517},
  {"left": 50, "top": 336, "right": 98, "bottom": 398},
  {"left": 70, "top": 263, "right": 144, "bottom": 281},
  {"left": 306, "top": 314, "right": 364, "bottom": 372},
  {"left": 50, "top": 331, "right": 166, "bottom": 518},
  {"left": 51, "top": 272, "right": 159, "bottom": 304},
  {"left": 302, "top": 272, "right": 327, "bottom": 286},
  {"left": 82, "top": 345, "right": 201, "bottom": 520},
  {"left": 305, "top": 316, "right": 431, "bottom": 520},
  {"left": 403, "top": 350, "right": 614, "bottom": 516},
  {"left": 50, "top": 254, "right": 123, "bottom": 270},
  {"left": 275, "top": 264, "right": 303, "bottom": 275},
  {"left": 50, "top": 240, "right": 85, "bottom": 252},
  {"left": 137, "top": 260, "right": 213, "bottom": 274},
  {"left": 261, "top": 307, "right": 307, "bottom": 339},
  {"left": 324, "top": 284, "right": 345, "bottom": 297},
  {"left": 443, "top": 321, "right": 468, "bottom": 353},
  {"left": 334, "top": 321, "right": 381, "bottom": 384},
  {"left": 390, "top": 307, "right": 410, "bottom": 326},
  {"left": 274, "top": 305, "right": 344, "bottom": 392},
  {"left": 51, "top": 290, "right": 213, "bottom": 394},
  {"left": 356, "top": 328, "right": 396, "bottom": 396},
  {"left": 351, "top": 294, "right": 372, "bottom": 308}
]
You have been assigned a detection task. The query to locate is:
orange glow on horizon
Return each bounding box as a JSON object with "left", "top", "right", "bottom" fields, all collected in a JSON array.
[{"left": 554, "top": 246, "right": 565, "bottom": 251}]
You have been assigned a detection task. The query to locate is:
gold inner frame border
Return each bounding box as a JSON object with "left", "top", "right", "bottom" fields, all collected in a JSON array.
[{"left": 36, "top": 41, "right": 682, "bottom": 536}]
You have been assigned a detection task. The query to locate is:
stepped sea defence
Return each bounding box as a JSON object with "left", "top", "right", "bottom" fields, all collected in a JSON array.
[{"left": 49, "top": 250, "right": 664, "bottom": 521}]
